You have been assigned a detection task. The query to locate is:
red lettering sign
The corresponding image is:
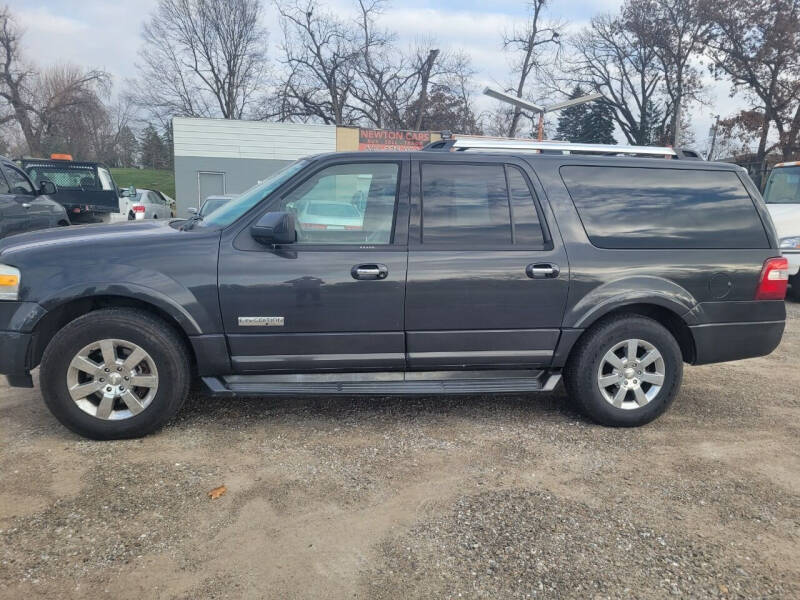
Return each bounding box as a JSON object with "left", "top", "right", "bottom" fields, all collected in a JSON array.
[{"left": 358, "top": 128, "right": 432, "bottom": 151}]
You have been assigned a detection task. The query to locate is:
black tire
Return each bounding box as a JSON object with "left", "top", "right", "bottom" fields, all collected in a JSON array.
[
  {"left": 40, "top": 308, "right": 191, "bottom": 439},
  {"left": 128, "top": 211, "right": 135, "bottom": 221},
  {"left": 563, "top": 315, "right": 683, "bottom": 427}
]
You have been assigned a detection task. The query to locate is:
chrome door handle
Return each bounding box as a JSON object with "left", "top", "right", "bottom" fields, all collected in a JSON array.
[
  {"left": 351, "top": 264, "right": 388, "bottom": 280},
  {"left": 526, "top": 263, "right": 560, "bottom": 279}
]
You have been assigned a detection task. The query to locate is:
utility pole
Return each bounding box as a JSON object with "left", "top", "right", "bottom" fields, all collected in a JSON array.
[
  {"left": 707, "top": 114, "right": 720, "bottom": 160},
  {"left": 484, "top": 88, "right": 603, "bottom": 141}
]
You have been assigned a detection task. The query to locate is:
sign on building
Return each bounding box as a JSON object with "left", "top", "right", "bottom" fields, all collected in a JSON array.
[{"left": 358, "top": 128, "right": 432, "bottom": 151}]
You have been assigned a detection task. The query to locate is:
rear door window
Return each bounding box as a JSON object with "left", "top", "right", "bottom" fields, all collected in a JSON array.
[
  {"left": 419, "top": 162, "right": 547, "bottom": 247},
  {"left": 560, "top": 166, "right": 769, "bottom": 249}
]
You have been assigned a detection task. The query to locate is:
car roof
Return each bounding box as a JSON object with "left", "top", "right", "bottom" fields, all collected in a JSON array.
[{"left": 305, "top": 150, "right": 744, "bottom": 172}]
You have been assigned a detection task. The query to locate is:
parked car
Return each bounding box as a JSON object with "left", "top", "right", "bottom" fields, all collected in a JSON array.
[
  {"left": 19, "top": 156, "right": 121, "bottom": 224},
  {"left": 0, "top": 155, "right": 69, "bottom": 239},
  {"left": 762, "top": 161, "right": 800, "bottom": 297},
  {"left": 120, "top": 188, "right": 173, "bottom": 220},
  {"left": 296, "top": 200, "right": 364, "bottom": 231},
  {"left": 0, "top": 140, "right": 788, "bottom": 439},
  {"left": 189, "top": 194, "right": 235, "bottom": 218}
]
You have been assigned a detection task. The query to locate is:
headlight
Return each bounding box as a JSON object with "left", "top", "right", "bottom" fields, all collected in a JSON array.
[
  {"left": 0, "top": 265, "right": 20, "bottom": 300},
  {"left": 780, "top": 236, "right": 800, "bottom": 250}
]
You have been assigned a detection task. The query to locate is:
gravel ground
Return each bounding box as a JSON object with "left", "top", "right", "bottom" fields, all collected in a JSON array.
[{"left": 1, "top": 304, "right": 799, "bottom": 599}]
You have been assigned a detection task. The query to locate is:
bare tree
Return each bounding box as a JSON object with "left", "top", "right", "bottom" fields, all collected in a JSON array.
[
  {"left": 136, "top": 0, "right": 269, "bottom": 121},
  {"left": 706, "top": 0, "right": 800, "bottom": 182},
  {"left": 569, "top": 13, "right": 665, "bottom": 145},
  {"left": 273, "top": 0, "right": 359, "bottom": 125},
  {"left": 623, "top": 0, "right": 712, "bottom": 146},
  {"left": 500, "top": 0, "right": 563, "bottom": 138},
  {"left": 0, "top": 7, "right": 108, "bottom": 156}
]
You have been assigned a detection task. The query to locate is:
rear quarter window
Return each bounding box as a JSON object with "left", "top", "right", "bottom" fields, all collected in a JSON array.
[{"left": 560, "top": 166, "right": 769, "bottom": 249}]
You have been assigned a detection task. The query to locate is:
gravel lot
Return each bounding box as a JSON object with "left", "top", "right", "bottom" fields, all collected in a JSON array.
[{"left": 1, "top": 304, "right": 799, "bottom": 599}]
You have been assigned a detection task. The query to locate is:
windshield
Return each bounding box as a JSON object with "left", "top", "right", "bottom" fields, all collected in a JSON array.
[
  {"left": 201, "top": 160, "right": 310, "bottom": 227},
  {"left": 200, "top": 198, "right": 231, "bottom": 217},
  {"left": 763, "top": 166, "right": 800, "bottom": 204}
]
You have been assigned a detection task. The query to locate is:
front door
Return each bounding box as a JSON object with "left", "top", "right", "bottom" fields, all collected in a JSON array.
[
  {"left": 405, "top": 155, "right": 569, "bottom": 370},
  {"left": 1, "top": 163, "right": 50, "bottom": 234},
  {"left": 218, "top": 158, "right": 409, "bottom": 373}
]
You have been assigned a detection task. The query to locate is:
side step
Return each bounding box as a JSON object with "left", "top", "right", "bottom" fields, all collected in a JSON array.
[{"left": 202, "top": 369, "right": 562, "bottom": 397}]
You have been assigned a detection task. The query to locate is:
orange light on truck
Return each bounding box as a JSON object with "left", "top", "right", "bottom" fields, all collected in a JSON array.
[{"left": 50, "top": 153, "right": 73, "bottom": 161}]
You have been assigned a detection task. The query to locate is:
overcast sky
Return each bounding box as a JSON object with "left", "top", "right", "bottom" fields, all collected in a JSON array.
[{"left": 9, "top": 0, "right": 747, "bottom": 150}]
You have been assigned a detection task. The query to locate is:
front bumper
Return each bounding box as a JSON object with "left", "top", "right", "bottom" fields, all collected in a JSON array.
[
  {"left": 0, "top": 301, "right": 46, "bottom": 386},
  {"left": 784, "top": 251, "right": 800, "bottom": 276}
]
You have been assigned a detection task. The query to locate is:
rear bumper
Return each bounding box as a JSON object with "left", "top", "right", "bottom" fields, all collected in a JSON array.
[{"left": 690, "top": 320, "right": 785, "bottom": 365}]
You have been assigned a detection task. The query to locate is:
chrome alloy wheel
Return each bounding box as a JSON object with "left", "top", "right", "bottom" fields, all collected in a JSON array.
[
  {"left": 66, "top": 339, "right": 159, "bottom": 420},
  {"left": 597, "top": 339, "right": 665, "bottom": 410}
]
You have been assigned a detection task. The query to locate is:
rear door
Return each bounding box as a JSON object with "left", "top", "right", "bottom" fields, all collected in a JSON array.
[{"left": 405, "top": 155, "right": 569, "bottom": 370}]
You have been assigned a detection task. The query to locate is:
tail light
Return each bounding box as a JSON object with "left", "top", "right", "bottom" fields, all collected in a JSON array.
[
  {"left": 132, "top": 205, "right": 146, "bottom": 213},
  {"left": 755, "top": 257, "right": 789, "bottom": 300}
]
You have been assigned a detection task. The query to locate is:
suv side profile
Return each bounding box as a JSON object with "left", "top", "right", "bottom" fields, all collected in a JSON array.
[{"left": 0, "top": 141, "right": 788, "bottom": 439}]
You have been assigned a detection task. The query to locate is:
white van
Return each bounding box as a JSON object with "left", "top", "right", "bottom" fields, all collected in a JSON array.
[{"left": 763, "top": 161, "right": 800, "bottom": 296}]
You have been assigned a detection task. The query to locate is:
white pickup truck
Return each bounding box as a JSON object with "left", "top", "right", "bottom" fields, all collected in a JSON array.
[{"left": 763, "top": 161, "right": 800, "bottom": 298}]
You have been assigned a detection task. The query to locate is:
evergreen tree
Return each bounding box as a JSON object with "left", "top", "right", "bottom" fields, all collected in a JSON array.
[
  {"left": 580, "top": 99, "right": 616, "bottom": 144},
  {"left": 555, "top": 86, "right": 589, "bottom": 142},
  {"left": 140, "top": 124, "right": 168, "bottom": 169}
]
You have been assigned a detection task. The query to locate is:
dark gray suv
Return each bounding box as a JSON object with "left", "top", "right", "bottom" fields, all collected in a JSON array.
[
  {"left": 0, "top": 140, "right": 788, "bottom": 439},
  {"left": 0, "top": 156, "right": 67, "bottom": 239}
]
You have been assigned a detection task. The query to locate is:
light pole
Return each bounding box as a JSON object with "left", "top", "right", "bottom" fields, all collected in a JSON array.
[{"left": 483, "top": 87, "right": 604, "bottom": 141}]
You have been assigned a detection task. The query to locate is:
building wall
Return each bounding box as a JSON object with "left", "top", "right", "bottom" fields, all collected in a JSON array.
[
  {"left": 173, "top": 117, "right": 337, "bottom": 215},
  {"left": 172, "top": 117, "right": 444, "bottom": 216}
]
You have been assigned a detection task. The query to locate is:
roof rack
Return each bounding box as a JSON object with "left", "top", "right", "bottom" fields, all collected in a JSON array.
[{"left": 424, "top": 136, "right": 703, "bottom": 160}]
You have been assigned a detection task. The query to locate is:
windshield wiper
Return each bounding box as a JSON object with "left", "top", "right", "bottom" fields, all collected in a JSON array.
[{"left": 180, "top": 214, "right": 203, "bottom": 231}]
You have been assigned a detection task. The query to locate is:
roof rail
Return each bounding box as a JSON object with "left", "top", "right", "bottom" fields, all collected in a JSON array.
[{"left": 424, "top": 136, "right": 703, "bottom": 160}]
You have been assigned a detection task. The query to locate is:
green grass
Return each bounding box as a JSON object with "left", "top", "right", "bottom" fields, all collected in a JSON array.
[{"left": 110, "top": 168, "right": 175, "bottom": 198}]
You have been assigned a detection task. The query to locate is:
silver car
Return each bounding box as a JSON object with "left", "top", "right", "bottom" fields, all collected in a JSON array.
[{"left": 1, "top": 157, "right": 68, "bottom": 239}]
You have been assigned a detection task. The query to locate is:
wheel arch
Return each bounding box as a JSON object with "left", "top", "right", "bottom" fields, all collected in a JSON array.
[
  {"left": 29, "top": 294, "right": 197, "bottom": 372},
  {"left": 561, "top": 302, "right": 696, "bottom": 366}
]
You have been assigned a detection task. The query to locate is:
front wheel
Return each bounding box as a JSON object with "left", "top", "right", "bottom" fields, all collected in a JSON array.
[
  {"left": 40, "top": 308, "right": 190, "bottom": 439},
  {"left": 564, "top": 315, "right": 683, "bottom": 427}
]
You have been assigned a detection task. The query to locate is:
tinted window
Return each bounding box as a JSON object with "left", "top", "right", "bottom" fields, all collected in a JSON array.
[
  {"left": 561, "top": 166, "right": 769, "bottom": 249},
  {"left": 3, "top": 165, "right": 35, "bottom": 195},
  {"left": 278, "top": 162, "right": 399, "bottom": 245},
  {"left": 507, "top": 166, "right": 545, "bottom": 246},
  {"left": 421, "top": 163, "right": 511, "bottom": 245}
]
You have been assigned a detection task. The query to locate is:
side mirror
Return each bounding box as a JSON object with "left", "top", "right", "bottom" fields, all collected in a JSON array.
[
  {"left": 251, "top": 211, "right": 296, "bottom": 245},
  {"left": 187, "top": 207, "right": 198, "bottom": 216},
  {"left": 38, "top": 180, "right": 57, "bottom": 196}
]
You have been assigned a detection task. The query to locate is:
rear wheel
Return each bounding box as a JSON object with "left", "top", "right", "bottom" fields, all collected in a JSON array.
[
  {"left": 564, "top": 315, "right": 683, "bottom": 427},
  {"left": 40, "top": 308, "right": 190, "bottom": 439}
]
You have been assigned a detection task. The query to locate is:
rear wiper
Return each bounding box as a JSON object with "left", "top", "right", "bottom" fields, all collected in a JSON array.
[{"left": 180, "top": 214, "right": 203, "bottom": 231}]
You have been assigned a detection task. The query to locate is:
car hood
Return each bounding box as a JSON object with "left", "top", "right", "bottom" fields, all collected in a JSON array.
[
  {"left": 767, "top": 204, "right": 800, "bottom": 239},
  {"left": 0, "top": 219, "right": 193, "bottom": 260}
]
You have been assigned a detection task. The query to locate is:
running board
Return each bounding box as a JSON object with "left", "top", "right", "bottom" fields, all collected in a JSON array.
[{"left": 202, "top": 369, "right": 562, "bottom": 397}]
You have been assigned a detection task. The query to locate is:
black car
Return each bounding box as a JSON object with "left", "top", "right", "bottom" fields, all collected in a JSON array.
[
  {"left": 0, "top": 155, "right": 67, "bottom": 239},
  {"left": 0, "top": 140, "right": 788, "bottom": 439}
]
